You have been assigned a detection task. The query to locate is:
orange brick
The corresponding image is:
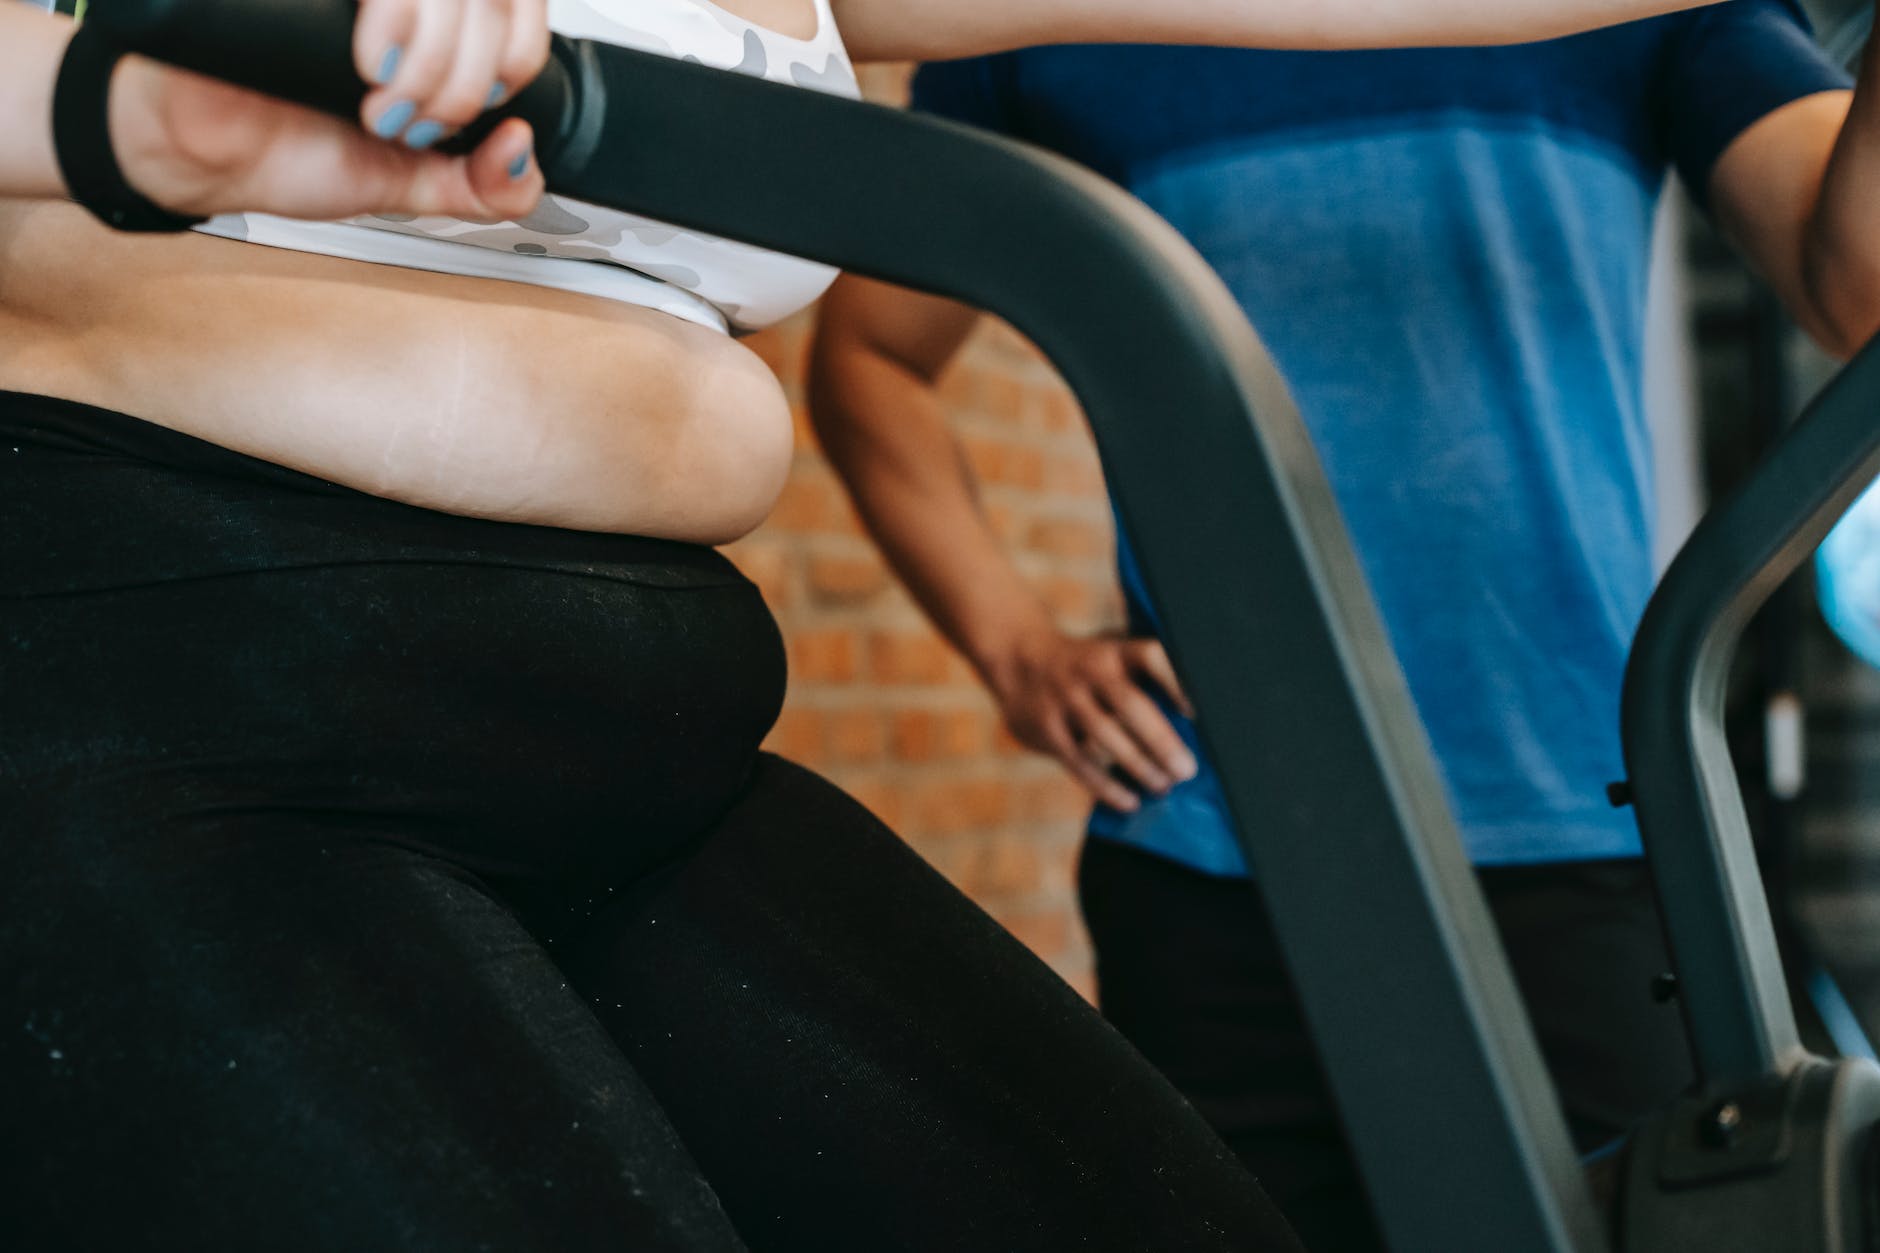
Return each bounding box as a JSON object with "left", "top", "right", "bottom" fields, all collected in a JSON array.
[
  {"left": 763, "top": 707, "right": 822, "bottom": 762},
  {"left": 744, "top": 316, "right": 809, "bottom": 379},
  {"left": 841, "top": 775, "right": 907, "bottom": 830},
  {"left": 869, "top": 631, "right": 960, "bottom": 685},
  {"left": 1063, "top": 966, "right": 1098, "bottom": 1006},
  {"left": 1037, "top": 841, "right": 1081, "bottom": 897},
  {"left": 999, "top": 908, "right": 1076, "bottom": 966},
  {"left": 931, "top": 708, "right": 987, "bottom": 758},
  {"left": 983, "top": 501, "right": 1024, "bottom": 544},
  {"left": 745, "top": 299, "right": 1105, "bottom": 991},
  {"left": 791, "top": 402, "right": 821, "bottom": 454},
  {"left": 1043, "top": 451, "right": 1107, "bottom": 497},
  {"left": 726, "top": 541, "right": 795, "bottom": 611},
  {"left": 974, "top": 839, "right": 1045, "bottom": 896},
  {"left": 976, "top": 320, "right": 1038, "bottom": 369},
  {"left": 1039, "top": 388, "right": 1085, "bottom": 435},
  {"left": 789, "top": 629, "right": 861, "bottom": 683},
  {"left": 908, "top": 776, "right": 1013, "bottom": 838},
  {"left": 890, "top": 709, "right": 940, "bottom": 762},
  {"left": 935, "top": 362, "right": 979, "bottom": 410},
  {"left": 890, "top": 708, "right": 987, "bottom": 763},
  {"left": 1038, "top": 575, "right": 1102, "bottom": 623},
  {"left": 962, "top": 434, "right": 1047, "bottom": 489},
  {"left": 1025, "top": 516, "right": 1112, "bottom": 561},
  {"left": 826, "top": 708, "right": 886, "bottom": 764},
  {"left": 978, "top": 371, "right": 1029, "bottom": 423},
  {"left": 765, "top": 469, "right": 860, "bottom": 535},
  {"left": 1019, "top": 775, "right": 1094, "bottom": 825},
  {"left": 912, "top": 835, "right": 982, "bottom": 890},
  {"left": 807, "top": 553, "right": 889, "bottom": 606}
]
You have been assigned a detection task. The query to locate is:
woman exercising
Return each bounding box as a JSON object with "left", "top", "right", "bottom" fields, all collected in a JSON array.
[{"left": 1, "top": 0, "right": 1723, "bottom": 1248}]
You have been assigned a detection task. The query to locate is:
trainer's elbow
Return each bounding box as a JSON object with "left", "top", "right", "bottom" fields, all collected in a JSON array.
[{"left": 1801, "top": 233, "right": 1880, "bottom": 360}]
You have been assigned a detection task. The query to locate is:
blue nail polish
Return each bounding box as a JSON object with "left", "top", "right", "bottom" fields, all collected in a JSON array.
[
  {"left": 404, "top": 120, "right": 445, "bottom": 151},
  {"left": 486, "top": 82, "right": 506, "bottom": 109},
  {"left": 375, "top": 46, "right": 402, "bottom": 84},
  {"left": 374, "top": 100, "right": 415, "bottom": 139},
  {"left": 508, "top": 150, "right": 531, "bottom": 180}
]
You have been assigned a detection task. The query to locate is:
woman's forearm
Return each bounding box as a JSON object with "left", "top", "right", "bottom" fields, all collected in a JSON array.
[
  {"left": 0, "top": 7, "right": 75, "bottom": 201},
  {"left": 4, "top": 0, "right": 549, "bottom": 226},
  {"left": 838, "top": 0, "right": 1722, "bottom": 64}
]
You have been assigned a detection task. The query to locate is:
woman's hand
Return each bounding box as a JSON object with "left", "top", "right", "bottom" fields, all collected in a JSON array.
[
  {"left": 987, "top": 629, "right": 1199, "bottom": 813},
  {"left": 103, "top": 0, "right": 551, "bottom": 224},
  {"left": 351, "top": 0, "right": 550, "bottom": 149}
]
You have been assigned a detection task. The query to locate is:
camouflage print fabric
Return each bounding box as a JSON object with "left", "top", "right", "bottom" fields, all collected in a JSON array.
[{"left": 194, "top": 0, "right": 860, "bottom": 334}]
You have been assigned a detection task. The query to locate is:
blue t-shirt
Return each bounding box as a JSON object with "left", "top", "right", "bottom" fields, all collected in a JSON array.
[{"left": 911, "top": 5, "right": 1849, "bottom": 877}]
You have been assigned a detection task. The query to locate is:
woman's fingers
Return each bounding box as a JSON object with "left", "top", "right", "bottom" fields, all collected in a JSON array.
[
  {"left": 494, "top": 0, "right": 552, "bottom": 106},
  {"left": 113, "top": 6, "right": 545, "bottom": 223},
  {"left": 382, "top": 116, "right": 538, "bottom": 219},
  {"left": 352, "top": 0, "right": 410, "bottom": 97},
  {"left": 459, "top": 116, "right": 541, "bottom": 217},
  {"left": 423, "top": 0, "right": 510, "bottom": 139},
  {"left": 355, "top": 0, "right": 543, "bottom": 144},
  {"left": 358, "top": 0, "right": 462, "bottom": 142}
]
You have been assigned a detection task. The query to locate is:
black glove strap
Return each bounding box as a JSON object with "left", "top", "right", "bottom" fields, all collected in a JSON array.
[{"left": 53, "top": 22, "right": 207, "bottom": 233}]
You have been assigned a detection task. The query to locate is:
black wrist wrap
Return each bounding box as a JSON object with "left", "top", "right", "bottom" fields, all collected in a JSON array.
[{"left": 53, "top": 22, "right": 207, "bottom": 233}]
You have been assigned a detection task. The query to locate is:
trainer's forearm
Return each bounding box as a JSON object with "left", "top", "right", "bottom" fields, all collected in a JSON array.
[
  {"left": 839, "top": 0, "right": 1724, "bottom": 65},
  {"left": 809, "top": 343, "right": 1058, "bottom": 684},
  {"left": 1, "top": 8, "right": 75, "bottom": 201}
]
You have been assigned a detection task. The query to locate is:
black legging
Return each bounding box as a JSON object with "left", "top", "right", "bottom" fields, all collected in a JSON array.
[{"left": 0, "top": 391, "right": 1298, "bottom": 1252}]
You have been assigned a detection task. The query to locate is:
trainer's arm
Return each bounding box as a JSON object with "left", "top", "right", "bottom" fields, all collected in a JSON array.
[
  {"left": 1709, "top": 18, "right": 1880, "bottom": 357},
  {"left": 809, "top": 275, "right": 1197, "bottom": 810},
  {"left": 838, "top": 0, "right": 1723, "bottom": 63}
]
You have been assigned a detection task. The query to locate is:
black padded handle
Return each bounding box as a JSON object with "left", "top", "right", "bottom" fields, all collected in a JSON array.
[{"left": 86, "top": 0, "right": 584, "bottom": 167}]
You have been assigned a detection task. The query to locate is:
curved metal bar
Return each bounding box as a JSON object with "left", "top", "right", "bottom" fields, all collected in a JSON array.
[{"left": 1623, "top": 337, "right": 1880, "bottom": 1087}]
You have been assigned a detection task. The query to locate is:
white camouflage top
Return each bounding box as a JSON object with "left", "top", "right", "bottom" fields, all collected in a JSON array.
[{"left": 195, "top": 0, "right": 860, "bottom": 334}]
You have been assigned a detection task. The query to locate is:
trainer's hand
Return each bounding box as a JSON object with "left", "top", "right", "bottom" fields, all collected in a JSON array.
[
  {"left": 988, "top": 630, "right": 1199, "bottom": 812},
  {"left": 102, "top": 0, "right": 550, "bottom": 224}
]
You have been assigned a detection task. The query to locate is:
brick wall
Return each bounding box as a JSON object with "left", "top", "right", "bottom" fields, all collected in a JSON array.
[
  {"left": 716, "top": 64, "right": 1122, "bottom": 996},
  {"left": 729, "top": 288, "right": 1120, "bottom": 999}
]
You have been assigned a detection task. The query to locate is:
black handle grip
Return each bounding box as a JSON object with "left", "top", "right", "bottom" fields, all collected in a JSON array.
[{"left": 86, "top": 0, "right": 584, "bottom": 168}]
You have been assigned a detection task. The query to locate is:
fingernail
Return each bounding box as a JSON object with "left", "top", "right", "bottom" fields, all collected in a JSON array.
[
  {"left": 375, "top": 46, "right": 402, "bottom": 85},
  {"left": 1175, "top": 752, "right": 1198, "bottom": 781},
  {"left": 404, "top": 120, "right": 446, "bottom": 150},
  {"left": 486, "top": 81, "right": 506, "bottom": 109},
  {"left": 374, "top": 99, "right": 416, "bottom": 139},
  {"left": 507, "top": 148, "right": 531, "bottom": 179}
]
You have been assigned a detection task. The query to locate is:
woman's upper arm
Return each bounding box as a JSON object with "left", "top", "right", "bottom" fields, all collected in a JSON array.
[{"left": 833, "top": 0, "right": 1724, "bottom": 64}]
